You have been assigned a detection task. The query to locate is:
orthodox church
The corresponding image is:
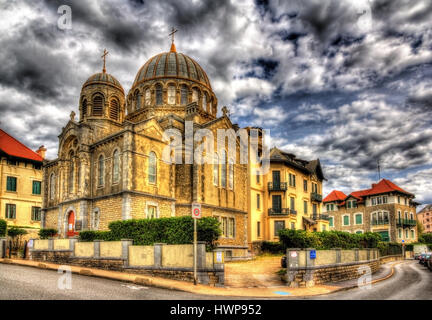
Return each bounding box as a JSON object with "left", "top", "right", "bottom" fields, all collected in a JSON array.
[{"left": 42, "top": 36, "right": 249, "bottom": 257}]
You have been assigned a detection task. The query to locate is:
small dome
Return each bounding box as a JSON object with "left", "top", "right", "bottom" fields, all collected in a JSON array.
[
  {"left": 83, "top": 72, "right": 124, "bottom": 93},
  {"left": 132, "top": 51, "right": 211, "bottom": 90}
]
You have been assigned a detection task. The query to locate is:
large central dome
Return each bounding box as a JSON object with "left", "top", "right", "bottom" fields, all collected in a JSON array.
[{"left": 132, "top": 51, "right": 211, "bottom": 90}]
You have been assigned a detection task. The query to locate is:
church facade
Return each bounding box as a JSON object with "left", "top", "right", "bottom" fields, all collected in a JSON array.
[{"left": 41, "top": 42, "right": 249, "bottom": 258}]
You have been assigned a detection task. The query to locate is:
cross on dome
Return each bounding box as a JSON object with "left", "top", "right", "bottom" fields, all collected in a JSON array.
[
  {"left": 101, "top": 48, "right": 109, "bottom": 73},
  {"left": 169, "top": 27, "right": 178, "bottom": 52}
]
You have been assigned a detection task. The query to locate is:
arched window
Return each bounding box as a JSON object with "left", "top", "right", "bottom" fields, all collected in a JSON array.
[
  {"left": 109, "top": 99, "right": 119, "bottom": 120},
  {"left": 192, "top": 88, "right": 199, "bottom": 103},
  {"left": 92, "top": 208, "right": 100, "bottom": 230},
  {"left": 68, "top": 151, "right": 74, "bottom": 193},
  {"left": 148, "top": 152, "right": 157, "bottom": 184},
  {"left": 112, "top": 150, "right": 120, "bottom": 184},
  {"left": 213, "top": 153, "right": 219, "bottom": 186},
  {"left": 181, "top": 85, "right": 188, "bottom": 105},
  {"left": 98, "top": 155, "right": 104, "bottom": 186},
  {"left": 168, "top": 85, "right": 176, "bottom": 105},
  {"left": 82, "top": 99, "right": 87, "bottom": 118},
  {"left": 92, "top": 95, "right": 103, "bottom": 116},
  {"left": 135, "top": 90, "right": 141, "bottom": 110},
  {"left": 203, "top": 93, "right": 207, "bottom": 111},
  {"left": 228, "top": 158, "right": 234, "bottom": 189},
  {"left": 155, "top": 84, "right": 163, "bottom": 105},
  {"left": 145, "top": 88, "right": 151, "bottom": 106},
  {"left": 209, "top": 100, "right": 213, "bottom": 114},
  {"left": 221, "top": 150, "right": 227, "bottom": 188},
  {"left": 50, "top": 173, "right": 56, "bottom": 200}
]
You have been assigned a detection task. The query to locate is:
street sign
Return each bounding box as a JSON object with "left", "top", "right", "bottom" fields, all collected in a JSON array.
[
  {"left": 402, "top": 240, "right": 405, "bottom": 243},
  {"left": 290, "top": 251, "right": 298, "bottom": 258},
  {"left": 310, "top": 250, "right": 316, "bottom": 259},
  {"left": 192, "top": 203, "right": 201, "bottom": 219},
  {"left": 75, "top": 220, "right": 82, "bottom": 231}
]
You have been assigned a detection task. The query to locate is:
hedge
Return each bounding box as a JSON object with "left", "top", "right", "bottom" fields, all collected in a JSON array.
[
  {"left": 377, "top": 242, "right": 402, "bottom": 256},
  {"left": 260, "top": 241, "right": 284, "bottom": 254},
  {"left": 278, "top": 229, "right": 383, "bottom": 250},
  {"left": 38, "top": 228, "right": 58, "bottom": 239},
  {"left": 79, "top": 216, "right": 221, "bottom": 250},
  {"left": 419, "top": 233, "right": 432, "bottom": 244},
  {"left": 7, "top": 227, "right": 28, "bottom": 238},
  {"left": 0, "top": 219, "right": 6, "bottom": 237}
]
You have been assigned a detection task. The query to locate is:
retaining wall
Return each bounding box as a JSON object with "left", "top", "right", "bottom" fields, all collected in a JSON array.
[{"left": 30, "top": 239, "right": 224, "bottom": 286}]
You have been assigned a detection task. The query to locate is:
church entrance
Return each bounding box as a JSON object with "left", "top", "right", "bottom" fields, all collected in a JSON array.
[{"left": 66, "top": 211, "right": 76, "bottom": 237}]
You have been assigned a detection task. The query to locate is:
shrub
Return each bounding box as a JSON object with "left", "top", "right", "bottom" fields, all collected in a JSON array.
[
  {"left": 419, "top": 233, "right": 432, "bottom": 244},
  {"left": 261, "top": 241, "right": 284, "bottom": 254},
  {"left": 377, "top": 242, "right": 402, "bottom": 256},
  {"left": 7, "top": 226, "right": 28, "bottom": 238},
  {"left": 0, "top": 219, "right": 6, "bottom": 237},
  {"left": 38, "top": 228, "right": 58, "bottom": 239},
  {"left": 78, "top": 230, "right": 114, "bottom": 242},
  {"left": 278, "top": 229, "right": 321, "bottom": 249},
  {"left": 278, "top": 229, "right": 384, "bottom": 250},
  {"left": 79, "top": 216, "right": 221, "bottom": 250}
]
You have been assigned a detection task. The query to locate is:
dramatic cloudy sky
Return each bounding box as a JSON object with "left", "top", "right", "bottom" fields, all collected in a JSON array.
[{"left": 1, "top": 0, "right": 432, "bottom": 207}]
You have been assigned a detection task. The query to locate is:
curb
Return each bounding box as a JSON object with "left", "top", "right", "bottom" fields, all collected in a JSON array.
[{"left": 319, "top": 260, "right": 404, "bottom": 295}]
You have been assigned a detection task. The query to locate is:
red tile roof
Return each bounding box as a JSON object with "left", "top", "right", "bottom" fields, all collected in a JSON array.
[
  {"left": 0, "top": 129, "right": 43, "bottom": 162},
  {"left": 324, "top": 179, "right": 413, "bottom": 203},
  {"left": 323, "top": 190, "right": 347, "bottom": 202}
]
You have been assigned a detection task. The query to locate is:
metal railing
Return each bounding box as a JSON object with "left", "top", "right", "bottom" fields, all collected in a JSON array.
[
  {"left": 310, "top": 214, "right": 330, "bottom": 221},
  {"left": 289, "top": 209, "right": 297, "bottom": 215},
  {"left": 371, "top": 219, "right": 390, "bottom": 226},
  {"left": 396, "top": 219, "right": 417, "bottom": 227},
  {"left": 311, "top": 192, "right": 323, "bottom": 202},
  {"left": 268, "top": 182, "right": 287, "bottom": 191},
  {"left": 268, "top": 208, "right": 289, "bottom": 216}
]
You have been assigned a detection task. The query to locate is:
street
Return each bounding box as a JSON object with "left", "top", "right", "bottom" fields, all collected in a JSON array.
[
  {"left": 308, "top": 260, "right": 432, "bottom": 300},
  {"left": 0, "top": 260, "right": 430, "bottom": 300}
]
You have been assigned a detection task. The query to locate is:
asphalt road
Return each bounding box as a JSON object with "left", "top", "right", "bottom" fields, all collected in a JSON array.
[
  {"left": 307, "top": 260, "right": 432, "bottom": 300},
  {"left": 0, "top": 260, "right": 430, "bottom": 300}
]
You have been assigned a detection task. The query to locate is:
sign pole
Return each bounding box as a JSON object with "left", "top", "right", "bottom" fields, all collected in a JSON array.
[
  {"left": 193, "top": 217, "right": 197, "bottom": 285},
  {"left": 191, "top": 202, "right": 201, "bottom": 286}
]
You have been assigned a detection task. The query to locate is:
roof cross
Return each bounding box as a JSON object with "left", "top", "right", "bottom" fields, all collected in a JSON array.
[
  {"left": 101, "top": 48, "right": 109, "bottom": 73},
  {"left": 169, "top": 27, "right": 178, "bottom": 44}
]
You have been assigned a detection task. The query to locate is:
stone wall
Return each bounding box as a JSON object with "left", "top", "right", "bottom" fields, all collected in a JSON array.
[
  {"left": 30, "top": 238, "right": 224, "bottom": 285},
  {"left": 284, "top": 248, "right": 401, "bottom": 288}
]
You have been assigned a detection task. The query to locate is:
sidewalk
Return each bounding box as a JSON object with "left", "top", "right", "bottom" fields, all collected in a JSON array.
[{"left": 0, "top": 258, "right": 403, "bottom": 298}]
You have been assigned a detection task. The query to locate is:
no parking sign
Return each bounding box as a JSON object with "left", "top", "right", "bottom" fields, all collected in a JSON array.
[{"left": 192, "top": 203, "right": 201, "bottom": 219}]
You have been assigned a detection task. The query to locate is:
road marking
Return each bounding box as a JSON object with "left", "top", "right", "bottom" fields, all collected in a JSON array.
[{"left": 121, "top": 284, "right": 149, "bottom": 290}]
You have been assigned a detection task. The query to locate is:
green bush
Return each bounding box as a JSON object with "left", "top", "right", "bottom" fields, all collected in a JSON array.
[
  {"left": 0, "top": 219, "right": 6, "bottom": 237},
  {"left": 278, "top": 229, "right": 384, "bottom": 250},
  {"left": 419, "top": 233, "right": 432, "bottom": 244},
  {"left": 377, "top": 242, "right": 402, "bottom": 256},
  {"left": 7, "top": 226, "right": 28, "bottom": 238},
  {"left": 38, "top": 228, "right": 58, "bottom": 239},
  {"left": 261, "top": 241, "right": 284, "bottom": 254},
  {"left": 79, "top": 230, "right": 113, "bottom": 242},
  {"left": 79, "top": 216, "right": 221, "bottom": 250}
]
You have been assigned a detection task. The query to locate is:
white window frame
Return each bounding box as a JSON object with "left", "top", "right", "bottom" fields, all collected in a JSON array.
[
  {"left": 354, "top": 212, "right": 363, "bottom": 225},
  {"left": 354, "top": 229, "right": 364, "bottom": 234},
  {"left": 329, "top": 216, "right": 334, "bottom": 227}
]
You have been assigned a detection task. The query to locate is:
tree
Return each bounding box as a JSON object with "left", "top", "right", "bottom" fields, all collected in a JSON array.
[
  {"left": 7, "top": 227, "right": 28, "bottom": 252},
  {"left": 417, "top": 221, "right": 425, "bottom": 235}
]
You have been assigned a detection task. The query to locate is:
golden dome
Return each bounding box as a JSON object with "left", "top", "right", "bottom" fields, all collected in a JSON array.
[{"left": 132, "top": 51, "right": 211, "bottom": 91}]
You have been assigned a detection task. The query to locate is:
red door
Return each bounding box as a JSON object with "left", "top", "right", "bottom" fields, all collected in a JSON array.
[{"left": 67, "top": 211, "right": 76, "bottom": 237}]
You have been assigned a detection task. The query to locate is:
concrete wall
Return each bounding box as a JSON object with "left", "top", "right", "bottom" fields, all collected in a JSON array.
[
  {"left": 284, "top": 248, "right": 386, "bottom": 287},
  {"left": 30, "top": 239, "right": 225, "bottom": 285}
]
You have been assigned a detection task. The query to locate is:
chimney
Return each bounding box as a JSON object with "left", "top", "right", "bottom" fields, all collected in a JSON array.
[
  {"left": 36, "top": 145, "right": 47, "bottom": 159},
  {"left": 372, "top": 183, "right": 377, "bottom": 188}
]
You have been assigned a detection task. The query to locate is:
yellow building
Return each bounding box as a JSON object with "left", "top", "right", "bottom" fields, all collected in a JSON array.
[
  {"left": 0, "top": 129, "right": 45, "bottom": 238},
  {"left": 248, "top": 146, "right": 327, "bottom": 245}
]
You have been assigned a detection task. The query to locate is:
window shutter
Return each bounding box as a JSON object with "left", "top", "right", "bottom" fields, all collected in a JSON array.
[{"left": 92, "top": 96, "right": 103, "bottom": 116}]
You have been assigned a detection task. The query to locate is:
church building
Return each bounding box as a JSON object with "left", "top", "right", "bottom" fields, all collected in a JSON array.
[{"left": 41, "top": 38, "right": 249, "bottom": 258}]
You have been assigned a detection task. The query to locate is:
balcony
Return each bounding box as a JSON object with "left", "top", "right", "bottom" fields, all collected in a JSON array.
[
  {"left": 371, "top": 219, "right": 390, "bottom": 226},
  {"left": 268, "top": 182, "right": 287, "bottom": 192},
  {"left": 396, "top": 219, "right": 417, "bottom": 227},
  {"left": 289, "top": 209, "right": 297, "bottom": 216},
  {"left": 311, "top": 192, "right": 323, "bottom": 202},
  {"left": 268, "top": 208, "right": 289, "bottom": 216},
  {"left": 311, "top": 214, "right": 330, "bottom": 221}
]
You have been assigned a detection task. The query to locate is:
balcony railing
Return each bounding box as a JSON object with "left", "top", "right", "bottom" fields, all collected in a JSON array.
[
  {"left": 311, "top": 192, "right": 323, "bottom": 202},
  {"left": 289, "top": 209, "right": 297, "bottom": 215},
  {"left": 268, "top": 208, "right": 289, "bottom": 216},
  {"left": 311, "top": 214, "right": 330, "bottom": 221},
  {"left": 268, "top": 182, "right": 287, "bottom": 192},
  {"left": 372, "top": 219, "right": 390, "bottom": 226},
  {"left": 396, "top": 219, "right": 417, "bottom": 227}
]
